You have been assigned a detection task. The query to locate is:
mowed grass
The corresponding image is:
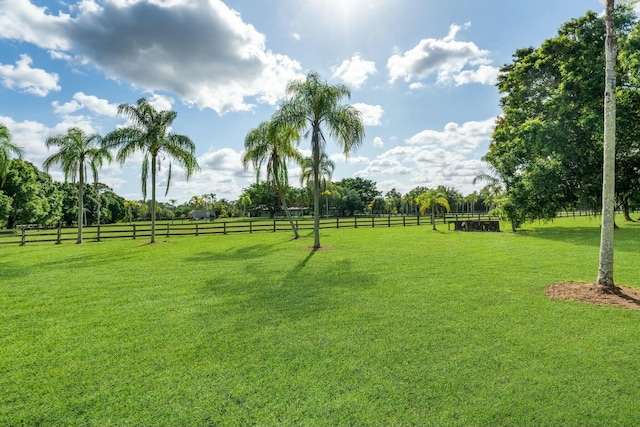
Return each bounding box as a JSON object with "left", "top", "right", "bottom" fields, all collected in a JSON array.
[{"left": 1, "top": 216, "right": 640, "bottom": 426}]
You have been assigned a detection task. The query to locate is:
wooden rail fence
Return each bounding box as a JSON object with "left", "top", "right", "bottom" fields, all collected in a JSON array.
[{"left": 0, "top": 213, "right": 501, "bottom": 246}]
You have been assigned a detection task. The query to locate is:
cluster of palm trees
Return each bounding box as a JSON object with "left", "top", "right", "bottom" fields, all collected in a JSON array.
[
  {"left": 243, "top": 71, "right": 365, "bottom": 249},
  {"left": 42, "top": 98, "right": 199, "bottom": 244}
]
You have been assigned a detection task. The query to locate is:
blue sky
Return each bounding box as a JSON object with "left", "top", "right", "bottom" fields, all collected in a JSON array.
[{"left": 0, "top": 0, "right": 607, "bottom": 204}]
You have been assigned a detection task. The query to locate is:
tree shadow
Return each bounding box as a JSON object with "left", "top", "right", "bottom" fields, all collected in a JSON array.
[
  {"left": 514, "top": 225, "right": 638, "bottom": 253},
  {"left": 195, "top": 244, "right": 376, "bottom": 325}
]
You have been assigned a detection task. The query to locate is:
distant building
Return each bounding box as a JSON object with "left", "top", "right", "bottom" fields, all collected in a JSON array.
[{"left": 192, "top": 210, "right": 214, "bottom": 220}]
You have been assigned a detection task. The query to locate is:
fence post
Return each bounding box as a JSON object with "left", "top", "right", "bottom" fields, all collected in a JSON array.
[
  {"left": 388, "top": 215, "right": 391, "bottom": 227},
  {"left": 273, "top": 220, "right": 276, "bottom": 232},
  {"left": 133, "top": 224, "right": 136, "bottom": 240},
  {"left": 354, "top": 216, "right": 358, "bottom": 228},
  {"left": 56, "top": 225, "right": 62, "bottom": 244},
  {"left": 403, "top": 215, "right": 406, "bottom": 227},
  {"left": 20, "top": 227, "right": 26, "bottom": 246},
  {"left": 196, "top": 223, "right": 199, "bottom": 236},
  {"left": 336, "top": 217, "right": 339, "bottom": 229},
  {"left": 417, "top": 214, "right": 420, "bottom": 226},
  {"left": 371, "top": 216, "right": 375, "bottom": 228},
  {"left": 97, "top": 225, "right": 101, "bottom": 242},
  {"left": 223, "top": 222, "right": 227, "bottom": 235},
  {"left": 250, "top": 221, "right": 253, "bottom": 233}
]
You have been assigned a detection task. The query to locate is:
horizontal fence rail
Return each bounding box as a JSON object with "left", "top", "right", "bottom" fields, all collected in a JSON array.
[{"left": 1, "top": 212, "right": 503, "bottom": 246}]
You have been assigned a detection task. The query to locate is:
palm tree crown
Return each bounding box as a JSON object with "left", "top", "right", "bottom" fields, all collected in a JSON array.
[
  {"left": 243, "top": 120, "right": 303, "bottom": 238},
  {"left": 276, "top": 71, "right": 364, "bottom": 249},
  {"left": 417, "top": 189, "right": 451, "bottom": 231},
  {"left": 0, "top": 124, "right": 24, "bottom": 185},
  {"left": 104, "top": 98, "right": 199, "bottom": 243},
  {"left": 43, "top": 127, "right": 111, "bottom": 243}
]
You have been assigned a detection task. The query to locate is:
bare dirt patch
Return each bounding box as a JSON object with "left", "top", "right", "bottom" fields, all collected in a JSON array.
[{"left": 546, "top": 282, "right": 640, "bottom": 311}]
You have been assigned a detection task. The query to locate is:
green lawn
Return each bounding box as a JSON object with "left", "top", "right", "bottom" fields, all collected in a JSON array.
[{"left": 1, "top": 216, "right": 639, "bottom": 426}]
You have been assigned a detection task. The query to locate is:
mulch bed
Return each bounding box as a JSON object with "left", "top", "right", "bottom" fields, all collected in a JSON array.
[{"left": 546, "top": 282, "right": 640, "bottom": 311}]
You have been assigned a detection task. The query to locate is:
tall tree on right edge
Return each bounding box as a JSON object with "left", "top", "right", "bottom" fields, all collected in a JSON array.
[{"left": 597, "top": 0, "right": 617, "bottom": 292}]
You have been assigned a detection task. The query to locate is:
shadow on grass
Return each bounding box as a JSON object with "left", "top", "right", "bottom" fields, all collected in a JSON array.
[
  {"left": 515, "top": 225, "right": 638, "bottom": 253},
  {"left": 186, "top": 242, "right": 284, "bottom": 262},
  {"left": 196, "top": 245, "right": 376, "bottom": 324}
]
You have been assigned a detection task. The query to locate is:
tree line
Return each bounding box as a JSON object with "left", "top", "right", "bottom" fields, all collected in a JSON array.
[{"left": 484, "top": 4, "right": 640, "bottom": 230}]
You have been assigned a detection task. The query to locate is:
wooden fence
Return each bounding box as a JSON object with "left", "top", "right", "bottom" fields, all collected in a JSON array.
[{"left": 1, "top": 212, "right": 498, "bottom": 246}]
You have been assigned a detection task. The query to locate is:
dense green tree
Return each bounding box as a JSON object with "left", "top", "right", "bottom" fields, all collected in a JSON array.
[
  {"left": 243, "top": 120, "right": 303, "bottom": 238},
  {"left": 243, "top": 182, "right": 280, "bottom": 218},
  {"left": 337, "top": 177, "right": 381, "bottom": 210},
  {"left": 0, "top": 124, "right": 24, "bottom": 185},
  {"left": 104, "top": 98, "right": 199, "bottom": 243},
  {"left": 385, "top": 188, "right": 402, "bottom": 214},
  {"left": 332, "top": 185, "right": 362, "bottom": 217},
  {"left": 2, "top": 160, "right": 62, "bottom": 228},
  {"left": 276, "top": 71, "right": 365, "bottom": 249},
  {"left": 0, "top": 191, "right": 12, "bottom": 227},
  {"left": 43, "top": 127, "right": 111, "bottom": 243},
  {"left": 484, "top": 7, "right": 638, "bottom": 229}
]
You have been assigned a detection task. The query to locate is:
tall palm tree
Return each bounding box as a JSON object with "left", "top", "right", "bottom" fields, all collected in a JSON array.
[
  {"left": 417, "top": 189, "right": 451, "bottom": 231},
  {"left": 276, "top": 71, "right": 365, "bottom": 249},
  {"left": 242, "top": 120, "right": 303, "bottom": 238},
  {"left": 169, "top": 198, "right": 178, "bottom": 223},
  {"left": 0, "top": 124, "right": 24, "bottom": 185},
  {"left": 238, "top": 193, "right": 252, "bottom": 217},
  {"left": 597, "top": 0, "right": 617, "bottom": 292},
  {"left": 43, "top": 127, "right": 111, "bottom": 243},
  {"left": 104, "top": 98, "right": 199, "bottom": 243},
  {"left": 124, "top": 200, "right": 140, "bottom": 223}
]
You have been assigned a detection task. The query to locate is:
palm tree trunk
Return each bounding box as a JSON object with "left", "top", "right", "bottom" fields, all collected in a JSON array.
[
  {"left": 312, "top": 125, "right": 321, "bottom": 249},
  {"left": 151, "top": 155, "right": 157, "bottom": 244},
  {"left": 279, "top": 186, "right": 299, "bottom": 239},
  {"left": 77, "top": 167, "right": 84, "bottom": 244},
  {"left": 431, "top": 205, "right": 436, "bottom": 231},
  {"left": 597, "top": 0, "right": 616, "bottom": 292}
]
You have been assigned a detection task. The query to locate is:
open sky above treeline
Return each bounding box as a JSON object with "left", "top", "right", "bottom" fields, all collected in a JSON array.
[{"left": 0, "top": 0, "right": 613, "bottom": 203}]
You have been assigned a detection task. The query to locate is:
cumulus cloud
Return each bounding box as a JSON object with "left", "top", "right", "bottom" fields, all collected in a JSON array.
[
  {"left": 0, "top": 54, "right": 60, "bottom": 96},
  {"left": 405, "top": 118, "right": 495, "bottom": 153},
  {"left": 353, "top": 118, "right": 496, "bottom": 194},
  {"left": 352, "top": 103, "right": 384, "bottom": 126},
  {"left": 387, "top": 22, "right": 498, "bottom": 86},
  {"left": 331, "top": 53, "right": 377, "bottom": 89},
  {"left": 1, "top": 0, "right": 304, "bottom": 114},
  {"left": 52, "top": 92, "right": 119, "bottom": 116},
  {"left": 373, "top": 137, "right": 384, "bottom": 148}
]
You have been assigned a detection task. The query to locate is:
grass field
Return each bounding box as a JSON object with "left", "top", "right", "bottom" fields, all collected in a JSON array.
[{"left": 1, "top": 216, "right": 639, "bottom": 426}]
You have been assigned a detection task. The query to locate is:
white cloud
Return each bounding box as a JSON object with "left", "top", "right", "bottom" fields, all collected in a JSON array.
[
  {"left": 1, "top": 0, "right": 304, "bottom": 114},
  {"left": 352, "top": 118, "right": 496, "bottom": 194},
  {"left": 387, "top": 23, "right": 498, "bottom": 86},
  {"left": 454, "top": 64, "right": 499, "bottom": 86},
  {"left": 406, "top": 118, "right": 495, "bottom": 153},
  {"left": 352, "top": 103, "right": 384, "bottom": 126},
  {"left": 53, "top": 92, "right": 119, "bottom": 116},
  {"left": 373, "top": 137, "right": 384, "bottom": 148},
  {"left": 0, "top": 54, "right": 61, "bottom": 96},
  {"left": 331, "top": 53, "right": 377, "bottom": 89},
  {"left": 409, "top": 82, "right": 423, "bottom": 90},
  {"left": 292, "top": 32, "right": 301, "bottom": 40}
]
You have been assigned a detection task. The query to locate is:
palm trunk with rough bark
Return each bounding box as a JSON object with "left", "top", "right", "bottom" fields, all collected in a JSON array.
[
  {"left": 312, "top": 124, "right": 321, "bottom": 250},
  {"left": 279, "top": 185, "right": 299, "bottom": 239},
  {"left": 151, "top": 155, "right": 157, "bottom": 244},
  {"left": 77, "top": 167, "right": 84, "bottom": 244},
  {"left": 596, "top": 0, "right": 617, "bottom": 292}
]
